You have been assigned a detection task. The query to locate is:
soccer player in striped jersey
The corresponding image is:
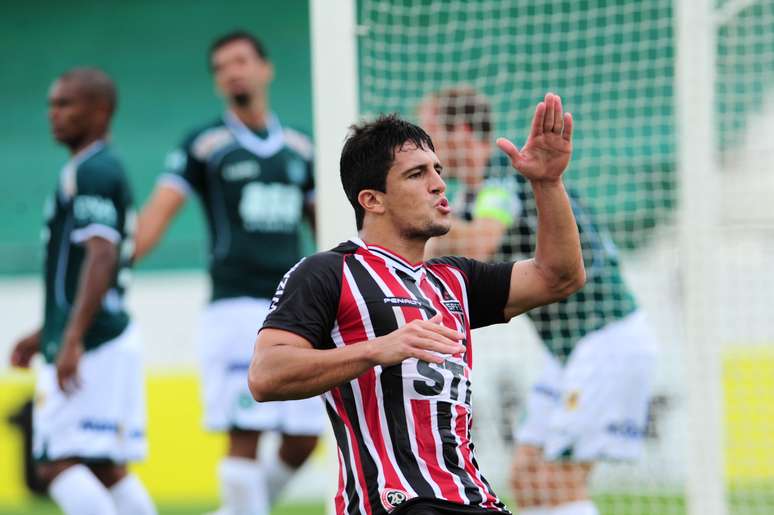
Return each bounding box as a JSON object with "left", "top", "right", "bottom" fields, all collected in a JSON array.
[
  {"left": 133, "top": 31, "right": 322, "bottom": 515},
  {"left": 249, "top": 93, "right": 586, "bottom": 514},
  {"left": 420, "top": 88, "right": 658, "bottom": 515},
  {"left": 10, "top": 68, "right": 155, "bottom": 515}
]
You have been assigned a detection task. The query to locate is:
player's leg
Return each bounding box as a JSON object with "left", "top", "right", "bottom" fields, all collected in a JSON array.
[
  {"left": 90, "top": 462, "right": 156, "bottom": 515},
  {"left": 510, "top": 445, "right": 595, "bottom": 514},
  {"left": 267, "top": 389, "right": 326, "bottom": 505},
  {"left": 33, "top": 359, "right": 117, "bottom": 515},
  {"left": 201, "top": 298, "right": 274, "bottom": 515},
  {"left": 511, "top": 349, "right": 567, "bottom": 513},
  {"left": 38, "top": 459, "right": 118, "bottom": 515},
  {"left": 528, "top": 312, "right": 656, "bottom": 515},
  {"left": 213, "top": 429, "right": 270, "bottom": 515},
  {"left": 262, "top": 432, "right": 319, "bottom": 505},
  {"left": 91, "top": 325, "right": 157, "bottom": 515}
]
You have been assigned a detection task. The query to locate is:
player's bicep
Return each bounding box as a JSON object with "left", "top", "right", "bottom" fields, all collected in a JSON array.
[
  {"left": 144, "top": 184, "right": 187, "bottom": 221},
  {"left": 255, "top": 328, "right": 315, "bottom": 352},
  {"left": 504, "top": 258, "right": 562, "bottom": 319}
]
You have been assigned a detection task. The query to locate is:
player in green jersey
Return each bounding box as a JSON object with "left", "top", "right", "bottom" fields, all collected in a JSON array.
[
  {"left": 9, "top": 68, "right": 155, "bottom": 515},
  {"left": 134, "top": 31, "right": 322, "bottom": 515},
  {"left": 420, "top": 88, "right": 658, "bottom": 515}
]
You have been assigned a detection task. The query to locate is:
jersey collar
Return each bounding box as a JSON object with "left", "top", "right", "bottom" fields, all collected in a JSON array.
[
  {"left": 350, "top": 238, "right": 426, "bottom": 282},
  {"left": 59, "top": 139, "right": 106, "bottom": 200},
  {"left": 223, "top": 110, "right": 284, "bottom": 158}
]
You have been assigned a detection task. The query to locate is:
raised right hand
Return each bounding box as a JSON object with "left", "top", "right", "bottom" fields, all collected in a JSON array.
[{"left": 368, "top": 314, "right": 465, "bottom": 367}]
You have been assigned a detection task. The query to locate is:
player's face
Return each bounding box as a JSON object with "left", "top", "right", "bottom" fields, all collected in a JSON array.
[
  {"left": 418, "top": 102, "right": 468, "bottom": 178},
  {"left": 382, "top": 143, "right": 451, "bottom": 240},
  {"left": 212, "top": 40, "right": 273, "bottom": 106},
  {"left": 48, "top": 79, "right": 94, "bottom": 147}
]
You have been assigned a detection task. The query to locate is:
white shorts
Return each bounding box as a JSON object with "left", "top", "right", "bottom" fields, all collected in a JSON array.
[
  {"left": 199, "top": 297, "right": 326, "bottom": 435},
  {"left": 516, "top": 311, "right": 658, "bottom": 462},
  {"left": 33, "top": 324, "right": 147, "bottom": 463}
]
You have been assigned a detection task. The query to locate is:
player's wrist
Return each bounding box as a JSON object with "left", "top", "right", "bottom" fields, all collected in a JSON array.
[
  {"left": 527, "top": 175, "right": 565, "bottom": 188},
  {"left": 62, "top": 327, "right": 85, "bottom": 350},
  {"left": 361, "top": 337, "right": 384, "bottom": 368}
]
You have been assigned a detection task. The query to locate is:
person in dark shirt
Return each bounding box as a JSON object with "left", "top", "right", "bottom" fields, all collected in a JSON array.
[
  {"left": 10, "top": 68, "right": 155, "bottom": 515},
  {"left": 249, "top": 94, "right": 586, "bottom": 514},
  {"left": 133, "top": 31, "right": 321, "bottom": 515}
]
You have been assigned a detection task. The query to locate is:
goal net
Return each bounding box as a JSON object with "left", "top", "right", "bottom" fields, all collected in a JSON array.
[{"left": 349, "top": 0, "right": 774, "bottom": 513}]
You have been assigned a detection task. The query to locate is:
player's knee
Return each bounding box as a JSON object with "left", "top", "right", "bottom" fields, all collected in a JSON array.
[
  {"left": 227, "top": 429, "right": 261, "bottom": 459},
  {"left": 510, "top": 447, "right": 538, "bottom": 488},
  {"left": 37, "top": 459, "right": 79, "bottom": 485},
  {"left": 90, "top": 463, "right": 127, "bottom": 488},
  {"left": 279, "top": 434, "right": 319, "bottom": 468}
]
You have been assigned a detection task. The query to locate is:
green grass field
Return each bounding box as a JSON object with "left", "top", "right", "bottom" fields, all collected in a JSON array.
[
  {"left": 0, "top": 496, "right": 681, "bottom": 515},
  {"left": 0, "top": 500, "right": 325, "bottom": 515},
  {"left": 3, "top": 490, "right": 772, "bottom": 515}
]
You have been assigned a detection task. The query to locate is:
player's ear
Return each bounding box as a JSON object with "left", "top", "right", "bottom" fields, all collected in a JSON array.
[
  {"left": 263, "top": 60, "right": 275, "bottom": 83},
  {"left": 358, "top": 189, "right": 386, "bottom": 217}
]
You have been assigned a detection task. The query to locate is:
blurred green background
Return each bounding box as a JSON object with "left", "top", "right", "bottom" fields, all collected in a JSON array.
[{"left": 0, "top": 0, "right": 312, "bottom": 275}]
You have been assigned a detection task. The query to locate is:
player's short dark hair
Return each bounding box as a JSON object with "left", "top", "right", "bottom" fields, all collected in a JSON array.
[
  {"left": 340, "top": 114, "right": 435, "bottom": 230},
  {"left": 209, "top": 30, "right": 269, "bottom": 68},
  {"left": 431, "top": 87, "right": 492, "bottom": 141},
  {"left": 59, "top": 67, "right": 117, "bottom": 116}
]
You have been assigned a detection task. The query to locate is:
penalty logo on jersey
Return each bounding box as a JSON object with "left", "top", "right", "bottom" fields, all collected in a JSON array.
[{"left": 380, "top": 489, "right": 410, "bottom": 510}]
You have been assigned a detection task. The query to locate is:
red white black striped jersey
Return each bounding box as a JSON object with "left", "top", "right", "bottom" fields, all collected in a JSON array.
[{"left": 263, "top": 239, "right": 513, "bottom": 514}]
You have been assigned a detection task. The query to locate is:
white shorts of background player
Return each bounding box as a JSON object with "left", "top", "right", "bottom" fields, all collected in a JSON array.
[
  {"left": 33, "top": 324, "right": 147, "bottom": 463},
  {"left": 198, "top": 297, "right": 326, "bottom": 435},
  {"left": 517, "top": 310, "right": 658, "bottom": 461}
]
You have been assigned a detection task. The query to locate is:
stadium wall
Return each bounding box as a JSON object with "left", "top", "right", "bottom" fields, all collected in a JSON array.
[{"left": 0, "top": 0, "right": 313, "bottom": 274}]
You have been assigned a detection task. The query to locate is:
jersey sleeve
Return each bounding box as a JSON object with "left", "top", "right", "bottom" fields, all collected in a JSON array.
[
  {"left": 158, "top": 133, "right": 207, "bottom": 196},
  {"left": 261, "top": 251, "right": 342, "bottom": 349},
  {"left": 71, "top": 158, "right": 129, "bottom": 245},
  {"left": 429, "top": 256, "right": 513, "bottom": 329}
]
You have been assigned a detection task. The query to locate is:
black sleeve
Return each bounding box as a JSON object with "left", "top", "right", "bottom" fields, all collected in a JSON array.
[
  {"left": 428, "top": 256, "right": 512, "bottom": 329},
  {"left": 261, "top": 251, "right": 342, "bottom": 349}
]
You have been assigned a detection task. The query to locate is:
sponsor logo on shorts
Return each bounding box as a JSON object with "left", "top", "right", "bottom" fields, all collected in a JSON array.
[
  {"left": 80, "top": 419, "right": 120, "bottom": 433},
  {"left": 607, "top": 420, "right": 646, "bottom": 439},
  {"left": 380, "top": 489, "right": 410, "bottom": 510}
]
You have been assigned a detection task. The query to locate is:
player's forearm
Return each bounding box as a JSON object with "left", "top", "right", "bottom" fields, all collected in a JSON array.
[
  {"left": 63, "top": 241, "right": 118, "bottom": 342},
  {"left": 134, "top": 186, "right": 185, "bottom": 261},
  {"left": 249, "top": 340, "right": 377, "bottom": 401},
  {"left": 134, "top": 210, "right": 171, "bottom": 261},
  {"left": 530, "top": 179, "right": 585, "bottom": 296}
]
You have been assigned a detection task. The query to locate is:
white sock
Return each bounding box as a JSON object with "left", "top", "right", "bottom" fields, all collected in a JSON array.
[
  {"left": 219, "top": 457, "right": 269, "bottom": 515},
  {"left": 550, "top": 500, "right": 599, "bottom": 515},
  {"left": 48, "top": 464, "right": 118, "bottom": 515},
  {"left": 110, "top": 473, "right": 157, "bottom": 515},
  {"left": 519, "top": 507, "right": 553, "bottom": 515},
  {"left": 262, "top": 452, "right": 296, "bottom": 505}
]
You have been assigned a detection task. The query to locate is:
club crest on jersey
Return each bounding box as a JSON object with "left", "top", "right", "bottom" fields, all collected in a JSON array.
[
  {"left": 442, "top": 299, "right": 465, "bottom": 325},
  {"left": 380, "top": 489, "right": 410, "bottom": 510},
  {"left": 223, "top": 160, "right": 261, "bottom": 181}
]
